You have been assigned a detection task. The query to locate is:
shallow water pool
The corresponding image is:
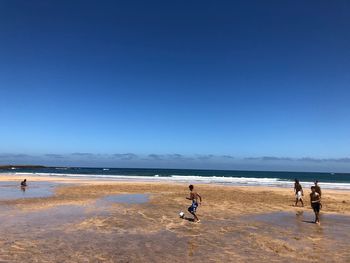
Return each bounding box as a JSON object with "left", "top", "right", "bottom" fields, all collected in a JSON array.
[
  {"left": 101, "top": 193, "right": 150, "bottom": 204},
  {"left": 0, "top": 181, "right": 58, "bottom": 200}
]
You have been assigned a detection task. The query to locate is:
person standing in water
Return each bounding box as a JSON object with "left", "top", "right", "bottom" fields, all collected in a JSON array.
[
  {"left": 294, "top": 179, "right": 304, "bottom": 207},
  {"left": 20, "top": 179, "right": 27, "bottom": 187},
  {"left": 186, "top": 185, "right": 202, "bottom": 222},
  {"left": 310, "top": 186, "right": 321, "bottom": 224},
  {"left": 20, "top": 179, "right": 27, "bottom": 192}
]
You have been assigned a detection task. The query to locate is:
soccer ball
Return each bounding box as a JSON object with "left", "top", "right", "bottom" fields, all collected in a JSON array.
[{"left": 179, "top": 212, "right": 185, "bottom": 218}]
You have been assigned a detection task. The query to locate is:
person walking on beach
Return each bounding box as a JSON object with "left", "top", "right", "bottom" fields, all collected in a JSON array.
[
  {"left": 186, "top": 185, "right": 202, "bottom": 222},
  {"left": 314, "top": 181, "right": 322, "bottom": 197},
  {"left": 314, "top": 180, "right": 322, "bottom": 209},
  {"left": 310, "top": 186, "right": 321, "bottom": 224},
  {"left": 294, "top": 179, "right": 304, "bottom": 207}
]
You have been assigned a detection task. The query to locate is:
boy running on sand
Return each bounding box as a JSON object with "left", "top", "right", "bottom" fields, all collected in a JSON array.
[
  {"left": 186, "top": 185, "right": 202, "bottom": 222},
  {"left": 310, "top": 186, "right": 321, "bottom": 224}
]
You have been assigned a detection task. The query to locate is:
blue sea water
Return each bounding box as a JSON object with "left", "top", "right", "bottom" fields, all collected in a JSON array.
[{"left": 1, "top": 167, "right": 350, "bottom": 190}]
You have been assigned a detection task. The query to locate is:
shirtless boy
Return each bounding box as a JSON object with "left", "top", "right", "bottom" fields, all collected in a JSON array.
[
  {"left": 314, "top": 180, "right": 322, "bottom": 209},
  {"left": 310, "top": 186, "right": 321, "bottom": 224},
  {"left": 314, "top": 181, "right": 322, "bottom": 197},
  {"left": 186, "top": 185, "right": 202, "bottom": 222}
]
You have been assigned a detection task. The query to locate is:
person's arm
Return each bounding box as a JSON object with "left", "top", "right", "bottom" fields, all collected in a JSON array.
[
  {"left": 311, "top": 194, "right": 320, "bottom": 203},
  {"left": 197, "top": 193, "right": 202, "bottom": 203},
  {"left": 316, "top": 194, "right": 320, "bottom": 203}
]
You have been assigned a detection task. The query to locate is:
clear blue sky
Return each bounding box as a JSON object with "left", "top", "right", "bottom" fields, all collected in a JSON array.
[{"left": 0, "top": 1, "right": 349, "bottom": 171}]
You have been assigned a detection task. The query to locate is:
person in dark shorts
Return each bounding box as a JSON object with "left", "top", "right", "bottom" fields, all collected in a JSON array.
[
  {"left": 186, "top": 185, "right": 202, "bottom": 222},
  {"left": 294, "top": 179, "right": 304, "bottom": 207},
  {"left": 310, "top": 186, "right": 321, "bottom": 224}
]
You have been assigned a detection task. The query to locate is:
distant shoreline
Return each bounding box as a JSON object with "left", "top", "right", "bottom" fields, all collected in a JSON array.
[
  {"left": 0, "top": 165, "right": 349, "bottom": 175},
  {"left": 2, "top": 172, "right": 350, "bottom": 190},
  {"left": 0, "top": 165, "right": 47, "bottom": 169}
]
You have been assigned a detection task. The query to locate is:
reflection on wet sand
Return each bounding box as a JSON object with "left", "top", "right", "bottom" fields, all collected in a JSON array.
[
  {"left": 187, "top": 237, "right": 198, "bottom": 257},
  {"left": 0, "top": 180, "right": 349, "bottom": 262}
]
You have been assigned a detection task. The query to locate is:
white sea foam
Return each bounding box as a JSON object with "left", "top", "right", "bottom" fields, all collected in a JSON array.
[{"left": 9, "top": 172, "right": 350, "bottom": 190}]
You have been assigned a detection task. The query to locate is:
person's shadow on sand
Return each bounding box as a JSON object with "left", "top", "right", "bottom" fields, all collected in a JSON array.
[
  {"left": 302, "top": 220, "right": 316, "bottom": 224},
  {"left": 182, "top": 216, "right": 195, "bottom": 222}
]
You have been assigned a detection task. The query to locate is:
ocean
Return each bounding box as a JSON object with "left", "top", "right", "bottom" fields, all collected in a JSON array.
[{"left": 1, "top": 167, "right": 350, "bottom": 190}]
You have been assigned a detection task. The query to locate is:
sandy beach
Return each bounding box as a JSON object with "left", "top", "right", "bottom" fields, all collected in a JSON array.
[
  {"left": 0, "top": 174, "right": 349, "bottom": 262},
  {"left": 3, "top": 0, "right": 350, "bottom": 262}
]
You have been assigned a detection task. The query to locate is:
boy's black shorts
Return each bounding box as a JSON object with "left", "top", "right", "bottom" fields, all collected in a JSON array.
[{"left": 312, "top": 202, "right": 320, "bottom": 213}]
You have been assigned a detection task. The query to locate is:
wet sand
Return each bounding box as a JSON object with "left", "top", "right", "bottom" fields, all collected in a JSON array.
[{"left": 0, "top": 174, "right": 350, "bottom": 262}]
